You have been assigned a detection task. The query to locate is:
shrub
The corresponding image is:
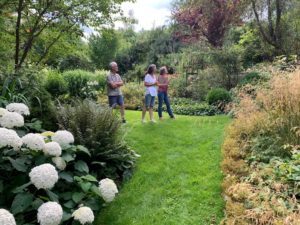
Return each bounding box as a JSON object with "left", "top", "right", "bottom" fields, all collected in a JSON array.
[
  {"left": 158, "top": 97, "right": 221, "bottom": 116},
  {"left": 0, "top": 103, "right": 120, "bottom": 225},
  {"left": 61, "top": 69, "right": 109, "bottom": 100},
  {"left": 94, "top": 70, "right": 108, "bottom": 93},
  {"left": 44, "top": 69, "right": 68, "bottom": 97},
  {"left": 206, "top": 88, "right": 232, "bottom": 105},
  {"left": 169, "top": 67, "right": 226, "bottom": 101},
  {"left": 169, "top": 75, "right": 189, "bottom": 98},
  {"left": 122, "top": 82, "right": 144, "bottom": 110},
  {"left": 0, "top": 66, "right": 57, "bottom": 130},
  {"left": 62, "top": 70, "right": 91, "bottom": 98},
  {"left": 56, "top": 100, "right": 137, "bottom": 180},
  {"left": 29, "top": 87, "right": 58, "bottom": 131},
  {"left": 239, "top": 72, "right": 262, "bottom": 86},
  {"left": 62, "top": 69, "right": 108, "bottom": 100},
  {"left": 212, "top": 48, "right": 242, "bottom": 89}
]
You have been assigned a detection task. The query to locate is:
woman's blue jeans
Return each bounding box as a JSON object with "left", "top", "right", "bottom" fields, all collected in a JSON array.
[{"left": 158, "top": 91, "right": 174, "bottom": 118}]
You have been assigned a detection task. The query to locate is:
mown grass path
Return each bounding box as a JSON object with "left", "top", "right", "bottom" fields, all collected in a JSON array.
[{"left": 97, "top": 111, "right": 230, "bottom": 225}]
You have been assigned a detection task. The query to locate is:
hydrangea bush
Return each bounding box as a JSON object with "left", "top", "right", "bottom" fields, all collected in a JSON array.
[{"left": 0, "top": 103, "right": 120, "bottom": 224}]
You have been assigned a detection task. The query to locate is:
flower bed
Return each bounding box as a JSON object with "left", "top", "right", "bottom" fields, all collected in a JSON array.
[
  {"left": 0, "top": 103, "right": 132, "bottom": 224},
  {"left": 221, "top": 69, "right": 300, "bottom": 225}
]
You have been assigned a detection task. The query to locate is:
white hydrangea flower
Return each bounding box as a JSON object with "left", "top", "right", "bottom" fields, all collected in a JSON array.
[
  {"left": 0, "top": 108, "right": 8, "bottom": 117},
  {"left": 43, "top": 142, "right": 62, "bottom": 156},
  {"left": 22, "top": 133, "right": 45, "bottom": 151},
  {"left": 0, "top": 128, "right": 22, "bottom": 150},
  {"left": 6, "top": 103, "right": 30, "bottom": 116},
  {"left": 72, "top": 206, "right": 94, "bottom": 224},
  {"left": 52, "top": 157, "right": 66, "bottom": 170},
  {"left": 29, "top": 164, "right": 58, "bottom": 189},
  {"left": 0, "top": 111, "right": 24, "bottom": 128},
  {"left": 99, "top": 178, "right": 118, "bottom": 203},
  {"left": 0, "top": 209, "right": 16, "bottom": 225},
  {"left": 52, "top": 130, "right": 74, "bottom": 148},
  {"left": 37, "top": 202, "right": 63, "bottom": 225}
]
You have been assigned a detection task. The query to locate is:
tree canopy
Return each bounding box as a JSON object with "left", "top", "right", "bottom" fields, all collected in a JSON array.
[{"left": 0, "top": 0, "right": 131, "bottom": 71}]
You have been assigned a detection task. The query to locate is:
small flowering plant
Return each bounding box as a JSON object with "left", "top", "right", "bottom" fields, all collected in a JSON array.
[{"left": 0, "top": 103, "right": 120, "bottom": 224}]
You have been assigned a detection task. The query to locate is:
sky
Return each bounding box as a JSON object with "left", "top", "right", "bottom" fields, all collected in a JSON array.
[
  {"left": 117, "top": 0, "right": 173, "bottom": 31},
  {"left": 83, "top": 0, "right": 173, "bottom": 39}
]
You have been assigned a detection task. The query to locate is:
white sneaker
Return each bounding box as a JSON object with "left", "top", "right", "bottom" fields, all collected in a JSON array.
[
  {"left": 142, "top": 119, "right": 146, "bottom": 123},
  {"left": 150, "top": 119, "right": 157, "bottom": 123}
]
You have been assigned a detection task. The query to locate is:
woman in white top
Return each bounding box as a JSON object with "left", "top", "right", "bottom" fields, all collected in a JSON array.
[{"left": 142, "top": 64, "right": 158, "bottom": 123}]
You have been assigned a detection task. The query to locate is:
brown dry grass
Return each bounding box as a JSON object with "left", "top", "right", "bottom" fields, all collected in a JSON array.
[{"left": 221, "top": 69, "right": 300, "bottom": 225}]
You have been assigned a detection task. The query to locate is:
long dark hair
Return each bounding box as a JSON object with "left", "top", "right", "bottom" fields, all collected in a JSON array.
[{"left": 146, "top": 64, "right": 156, "bottom": 75}]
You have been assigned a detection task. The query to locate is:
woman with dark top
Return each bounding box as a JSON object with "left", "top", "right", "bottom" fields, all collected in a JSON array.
[{"left": 157, "top": 66, "right": 175, "bottom": 120}]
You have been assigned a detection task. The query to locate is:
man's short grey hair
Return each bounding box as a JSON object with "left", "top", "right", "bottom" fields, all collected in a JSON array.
[{"left": 109, "top": 61, "right": 117, "bottom": 70}]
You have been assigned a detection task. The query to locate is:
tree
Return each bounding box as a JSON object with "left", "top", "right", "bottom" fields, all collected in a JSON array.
[
  {"left": 250, "top": 0, "right": 285, "bottom": 54},
  {"left": 172, "top": 0, "right": 245, "bottom": 47},
  {"left": 0, "top": 0, "right": 131, "bottom": 72},
  {"left": 89, "top": 29, "right": 119, "bottom": 69},
  {"left": 251, "top": 0, "right": 299, "bottom": 55}
]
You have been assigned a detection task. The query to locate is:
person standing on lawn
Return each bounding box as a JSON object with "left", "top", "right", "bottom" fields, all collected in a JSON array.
[
  {"left": 142, "top": 64, "right": 158, "bottom": 123},
  {"left": 106, "top": 61, "right": 126, "bottom": 123},
  {"left": 157, "top": 66, "right": 175, "bottom": 120}
]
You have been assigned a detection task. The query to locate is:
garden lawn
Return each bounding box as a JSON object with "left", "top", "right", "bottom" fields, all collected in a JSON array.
[{"left": 97, "top": 111, "right": 230, "bottom": 225}]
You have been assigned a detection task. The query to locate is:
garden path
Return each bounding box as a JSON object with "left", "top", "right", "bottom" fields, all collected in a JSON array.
[{"left": 97, "top": 111, "right": 230, "bottom": 225}]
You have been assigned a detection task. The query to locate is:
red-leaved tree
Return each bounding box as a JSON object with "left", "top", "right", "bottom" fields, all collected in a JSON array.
[{"left": 172, "top": 0, "right": 243, "bottom": 47}]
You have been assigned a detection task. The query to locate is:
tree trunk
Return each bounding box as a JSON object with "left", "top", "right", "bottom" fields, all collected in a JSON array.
[
  {"left": 14, "top": 0, "right": 24, "bottom": 72},
  {"left": 251, "top": 0, "right": 284, "bottom": 54}
]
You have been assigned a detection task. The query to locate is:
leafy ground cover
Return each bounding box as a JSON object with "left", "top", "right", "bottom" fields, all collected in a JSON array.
[{"left": 97, "top": 111, "right": 230, "bottom": 225}]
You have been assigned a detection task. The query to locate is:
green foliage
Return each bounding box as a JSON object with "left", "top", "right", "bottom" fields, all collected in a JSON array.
[
  {"left": 59, "top": 55, "right": 95, "bottom": 72},
  {"left": 0, "top": 142, "right": 102, "bottom": 224},
  {"left": 0, "top": 65, "right": 57, "bottom": 130},
  {"left": 43, "top": 69, "right": 107, "bottom": 102},
  {"left": 0, "top": 15, "right": 14, "bottom": 71},
  {"left": 239, "top": 72, "right": 262, "bottom": 86},
  {"left": 1, "top": 0, "right": 130, "bottom": 70},
  {"left": 0, "top": 105, "right": 118, "bottom": 225},
  {"left": 206, "top": 88, "right": 231, "bottom": 105},
  {"left": 56, "top": 100, "right": 137, "bottom": 180},
  {"left": 162, "top": 98, "right": 221, "bottom": 116},
  {"left": 122, "top": 82, "right": 144, "bottom": 110},
  {"left": 62, "top": 70, "right": 96, "bottom": 99},
  {"left": 44, "top": 69, "right": 68, "bottom": 97},
  {"left": 212, "top": 48, "right": 242, "bottom": 90},
  {"left": 281, "top": 1, "right": 300, "bottom": 55},
  {"left": 275, "top": 142, "right": 300, "bottom": 185},
  {"left": 29, "top": 86, "right": 57, "bottom": 131},
  {"left": 120, "top": 81, "right": 221, "bottom": 116},
  {"left": 249, "top": 135, "right": 286, "bottom": 162},
  {"left": 144, "top": 27, "right": 182, "bottom": 65},
  {"left": 235, "top": 27, "right": 274, "bottom": 67},
  {"left": 169, "top": 76, "right": 190, "bottom": 99},
  {"left": 90, "top": 29, "right": 119, "bottom": 69},
  {"left": 114, "top": 27, "right": 182, "bottom": 77},
  {"left": 94, "top": 70, "right": 108, "bottom": 93},
  {"left": 31, "top": 28, "right": 91, "bottom": 69}
]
